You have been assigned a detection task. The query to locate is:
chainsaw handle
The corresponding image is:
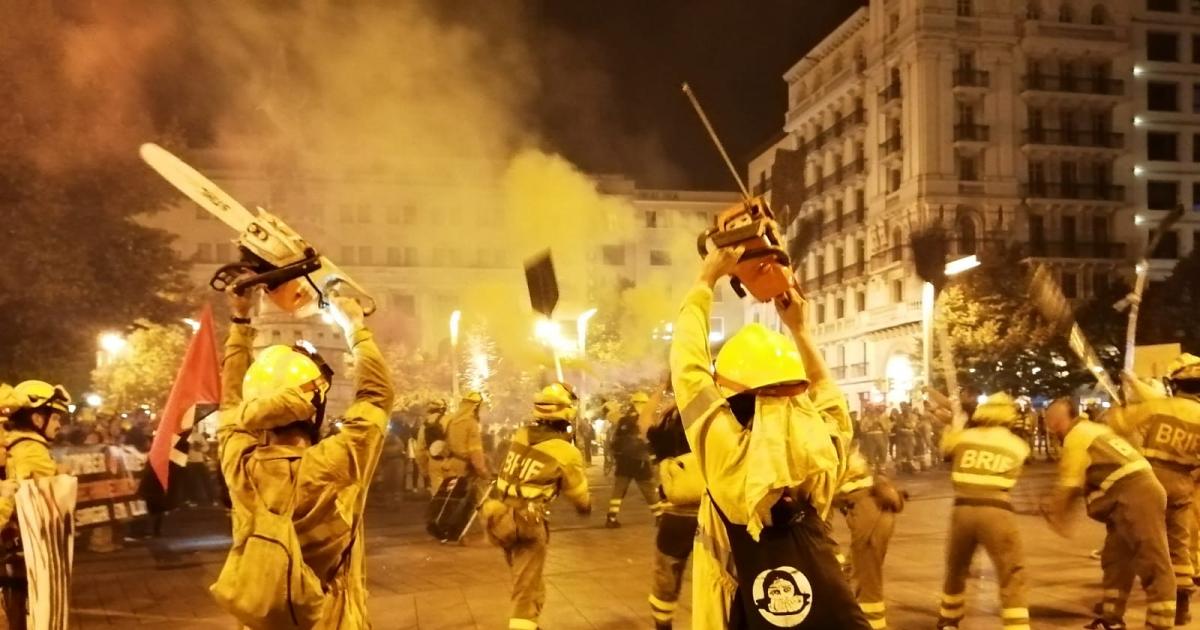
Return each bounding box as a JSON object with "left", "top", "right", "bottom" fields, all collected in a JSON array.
[
  {"left": 323, "top": 278, "right": 378, "bottom": 317},
  {"left": 696, "top": 228, "right": 717, "bottom": 258},
  {"left": 739, "top": 245, "right": 791, "bottom": 268},
  {"left": 209, "top": 262, "right": 260, "bottom": 294}
]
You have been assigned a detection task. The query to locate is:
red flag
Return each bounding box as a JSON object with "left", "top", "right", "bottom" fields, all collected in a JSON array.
[{"left": 149, "top": 303, "right": 221, "bottom": 489}]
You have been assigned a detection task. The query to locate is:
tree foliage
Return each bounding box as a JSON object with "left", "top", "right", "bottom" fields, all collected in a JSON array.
[
  {"left": 89, "top": 322, "right": 190, "bottom": 412},
  {"left": 0, "top": 3, "right": 191, "bottom": 391},
  {"left": 938, "top": 256, "right": 1092, "bottom": 398}
]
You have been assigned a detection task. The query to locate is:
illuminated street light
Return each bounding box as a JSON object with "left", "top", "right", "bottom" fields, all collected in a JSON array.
[
  {"left": 576, "top": 308, "right": 597, "bottom": 355},
  {"left": 534, "top": 318, "right": 567, "bottom": 382},
  {"left": 944, "top": 255, "right": 980, "bottom": 277},
  {"left": 99, "top": 332, "right": 126, "bottom": 355},
  {"left": 84, "top": 393, "right": 103, "bottom": 407}
]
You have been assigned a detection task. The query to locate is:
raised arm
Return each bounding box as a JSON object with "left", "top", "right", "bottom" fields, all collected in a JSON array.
[{"left": 669, "top": 246, "right": 742, "bottom": 427}]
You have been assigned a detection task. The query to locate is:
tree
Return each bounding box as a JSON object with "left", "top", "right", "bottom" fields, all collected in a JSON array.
[
  {"left": 937, "top": 256, "right": 1093, "bottom": 398},
  {"left": 89, "top": 322, "right": 190, "bottom": 412},
  {"left": 0, "top": 3, "right": 191, "bottom": 392}
]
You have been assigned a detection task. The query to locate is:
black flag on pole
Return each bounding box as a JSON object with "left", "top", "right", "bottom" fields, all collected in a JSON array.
[{"left": 524, "top": 251, "right": 559, "bottom": 318}]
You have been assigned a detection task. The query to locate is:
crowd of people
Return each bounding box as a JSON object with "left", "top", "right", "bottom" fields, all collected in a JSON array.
[{"left": 0, "top": 248, "right": 1198, "bottom": 630}]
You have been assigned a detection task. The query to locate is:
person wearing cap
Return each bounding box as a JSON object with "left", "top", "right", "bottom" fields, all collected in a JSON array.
[
  {"left": 0, "top": 380, "right": 71, "bottom": 627},
  {"left": 415, "top": 398, "right": 448, "bottom": 494},
  {"left": 434, "top": 391, "right": 491, "bottom": 493},
  {"left": 935, "top": 392, "right": 1030, "bottom": 630},
  {"left": 672, "top": 247, "right": 869, "bottom": 629},
  {"left": 214, "top": 283, "right": 393, "bottom": 629},
  {"left": 605, "top": 390, "right": 661, "bottom": 528},
  {"left": 1099, "top": 354, "right": 1200, "bottom": 624},
  {"left": 1042, "top": 397, "right": 1175, "bottom": 630},
  {"left": 483, "top": 383, "right": 591, "bottom": 630}
]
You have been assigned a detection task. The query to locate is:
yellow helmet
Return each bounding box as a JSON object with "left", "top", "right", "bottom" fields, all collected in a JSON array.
[
  {"left": 462, "top": 391, "right": 484, "bottom": 405},
  {"left": 630, "top": 392, "right": 650, "bottom": 405},
  {"left": 243, "top": 344, "right": 332, "bottom": 403},
  {"left": 533, "top": 383, "right": 576, "bottom": 421},
  {"left": 972, "top": 392, "right": 1018, "bottom": 426},
  {"left": 5, "top": 381, "right": 72, "bottom": 414},
  {"left": 713, "top": 323, "right": 807, "bottom": 397},
  {"left": 1169, "top": 353, "right": 1200, "bottom": 381},
  {"left": 426, "top": 398, "right": 448, "bottom": 414}
]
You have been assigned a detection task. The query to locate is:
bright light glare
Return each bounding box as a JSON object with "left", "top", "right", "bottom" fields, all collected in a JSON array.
[
  {"left": 944, "top": 255, "right": 980, "bottom": 276},
  {"left": 977, "top": 394, "right": 989, "bottom": 405},
  {"left": 320, "top": 310, "right": 335, "bottom": 325},
  {"left": 577, "top": 308, "right": 598, "bottom": 353},
  {"left": 182, "top": 318, "right": 201, "bottom": 333},
  {"left": 884, "top": 355, "right": 914, "bottom": 404},
  {"left": 1135, "top": 214, "right": 1145, "bottom": 226},
  {"left": 1133, "top": 165, "right": 1144, "bottom": 176},
  {"left": 449, "top": 310, "right": 462, "bottom": 346},
  {"left": 1133, "top": 65, "right": 1144, "bottom": 76},
  {"left": 534, "top": 319, "right": 575, "bottom": 354},
  {"left": 84, "top": 393, "right": 103, "bottom": 407},
  {"left": 99, "top": 332, "right": 126, "bottom": 355},
  {"left": 1133, "top": 116, "right": 1144, "bottom": 127}
]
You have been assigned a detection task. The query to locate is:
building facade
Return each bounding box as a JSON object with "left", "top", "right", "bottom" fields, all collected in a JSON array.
[{"left": 749, "top": 0, "right": 1186, "bottom": 409}]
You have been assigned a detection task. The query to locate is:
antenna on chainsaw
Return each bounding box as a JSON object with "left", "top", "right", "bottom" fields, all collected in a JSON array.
[{"left": 682, "top": 82, "right": 751, "bottom": 200}]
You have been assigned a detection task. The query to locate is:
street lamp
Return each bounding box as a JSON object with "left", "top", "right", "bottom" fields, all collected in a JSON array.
[
  {"left": 921, "top": 255, "right": 982, "bottom": 388},
  {"left": 97, "top": 332, "right": 127, "bottom": 368},
  {"left": 534, "top": 318, "right": 567, "bottom": 382},
  {"left": 576, "top": 308, "right": 597, "bottom": 355},
  {"left": 449, "top": 310, "right": 462, "bottom": 404},
  {"left": 84, "top": 393, "right": 103, "bottom": 407}
]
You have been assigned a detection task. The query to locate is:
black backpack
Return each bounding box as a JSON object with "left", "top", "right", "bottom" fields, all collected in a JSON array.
[{"left": 423, "top": 418, "right": 446, "bottom": 449}]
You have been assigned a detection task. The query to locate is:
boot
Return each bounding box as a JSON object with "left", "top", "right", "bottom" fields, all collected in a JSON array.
[
  {"left": 605, "top": 514, "right": 621, "bottom": 528},
  {"left": 1176, "top": 589, "right": 1192, "bottom": 626}
]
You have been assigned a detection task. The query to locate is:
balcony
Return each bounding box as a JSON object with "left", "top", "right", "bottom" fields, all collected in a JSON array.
[
  {"left": 801, "top": 108, "right": 867, "bottom": 155},
  {"left": 831, "top": 365, "right": 847, "bottom": 380},
  {"left": 1020, "top": 182, "right": 1125, "bottom": 202},
  {"left": 870, "top": 246, "right": 905, "bottom": 271},
  {"left": 952, "top": 68, "right": 990, "bottom": 88},
  {"left": 953, "top": 123, "right": 990, "bottom": 142},
  {"left": 843, "top": 260, "right": 866, "bottom": 280},
  {"left": 844, "top": 156, "right": 866, "bottom": 177},
  {"left": 1026, "top": 241, "right": 1127, "bottom": 259},
  {"left": 848, "top": 362, "right": 869, "bottom": 378},
  {"left": 1021, "top": 75, "right": 1124, "bottom": 97},
  {"left": 1020, "top": 128, "right": 1124, "bottom": 149},
  {"left": 879, "top": 135, "right": 902, "bottom": 159},
  {"left": 878, "top": 82, "right": 902, "bottom": 107}
]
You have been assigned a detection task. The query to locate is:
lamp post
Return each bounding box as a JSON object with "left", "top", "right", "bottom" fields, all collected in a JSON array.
[
  {"left": 97, "top": 332, "right": 127, "bottom": 368},
  {"left": 921, "top": 255, "right": 981, "bottom": 388},
  {"left": 449, "top": 310, "right": 462, "bottom": 405}
]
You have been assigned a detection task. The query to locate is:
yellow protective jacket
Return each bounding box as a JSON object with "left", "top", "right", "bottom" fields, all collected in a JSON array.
[
  {"left": 669, "top": 283, "right": 850, "bottom": 630},
  {"left": 438, "top": 404, "right": 485, "bottom": 479},
  {"left": 1105, "top": 395, "right": 1200, "bottom": 469},
  {"left": 658, "top": 452, "right": 705, "bottom": 517},
  {"left": 495, "top": 425, "right": 589, "bottom": 509},
  {"left": 218, "top": 323, "right": 394, "bottom": 630},
  {"left": 0, "top": 431, "right": 58, "bottom": 527},
  {"left": 940, "top": 425, "right": 1029, "bottom": 503}
]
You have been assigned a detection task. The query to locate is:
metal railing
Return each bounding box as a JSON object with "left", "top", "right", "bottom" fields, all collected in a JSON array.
[
  {"left": 1020, "top": 182, "right": 1125, "bottom": 201},
  {"left": 954, "top": 123, "right": 990, "bottom": 141},
  {"left": 952, "top": 68, "right": 990, "bottom": 87},
  {"left": 1026, "top": 241, "right": 1127, "bottom": 259},
  {"left": 1021, "top": 75, "right": 1124, "bottom": 96},
  {"left": 1021, "top": 128, "right": 1124, "bottom": 148}
]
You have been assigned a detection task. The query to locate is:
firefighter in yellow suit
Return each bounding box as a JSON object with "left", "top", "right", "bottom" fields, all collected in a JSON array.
[
  {"left": 436, "top": 393, "right": 489, "bottom": 481},
  {"left": 936, "top": 393, "right": 1030, "bottom": 630},
  {"left": 1042, "top": 397, "right": 1176, "bottom": 630},
  {"left": 0, "top": 381, "right": 70, "bottom": 630},
  {"left": 483, "top": 383, "right": 591, "bottom": 630},
  {"left": 834, "top": 449, "right": 904, "bottom": 630},
  {"left": 216, "top": 286, "right": 394, "bottom": 630},
  {"left": 413, "top": 398, "right": 447, "bottom": 493},
  {"left": 670, "top": 247, "right": 869, "bottom": 630},
  {"left": 1102, "top": 356, "right": 1200, "bottom": 624}
]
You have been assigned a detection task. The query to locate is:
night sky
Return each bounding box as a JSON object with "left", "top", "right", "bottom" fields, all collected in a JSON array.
[{"left": 529, "top": 1, "right": 866, "bottom": 190}]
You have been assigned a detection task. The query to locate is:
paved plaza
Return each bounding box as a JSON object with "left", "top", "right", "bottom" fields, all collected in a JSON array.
[{"left": 64, "top": 463, "right": 1155, "bottom": 629}]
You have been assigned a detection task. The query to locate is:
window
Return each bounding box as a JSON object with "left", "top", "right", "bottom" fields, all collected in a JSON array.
[
  {"left": 888, "top": 168, "right": 901, "bottom": 193},
  {"left": 1148, "top": 81, "right": 1180, "bottom": 111},
  {"left": 649, "top": 250, "right": 671, "bottom": 266},
  {"left": 1193, "top": 182, "right": 1200, "bottom": 211},
  {"left": 710, "top": 317, "right": 725, "bottom": 340},
  {"left": 1193, "top": 84, "right": 1200, "bottom": 113},
  {"left": 855, "top": 189, "right": 866, "bottom": 212},
  {"left": 195, "top": 243, "right": 212, "bottom": 263},
  {"left": 1058, "top": 1, "right": 1074, "bottom": 22},
  {"left": 1153, "top": 231, "right": 1180, "bottom": 258},
  {"left": 1090, "top": 3, "right": 1109, "bottom": 24},
  {"left": 889, "top": 12, "right": 900, "bottom": 33},
  {"left": 856, "top": 291, "right": 866, "bottom": 312},
  {"left": 958, "top": 154, "right": 978, "bottom": 181},
  {"left": 957, "top": 0, "right": 973, "bottom": 17},
  {"left": 1193, "top": 35, "right": 1200, "bottom": 63},
  {"left": 1092, "top": 216, "right": 1110, "bottom": 244},
  {"left": 856, "top": 239, "right": 866, "bottom": 264},
  {"left": 1148, "top": 180, "right": 1180, "bottom": 209},
  {"left": 1061, "top": 272, "right": 1078, "bottom": 298},
  {"left": 645, "top": 211, "right": 658, "bottom": 228},
  {"left": 957, "top": 216, "right": 978, "bottom": 255},
  {"left": 340, "top": 246, "right": 355, "bottom": 264},
  {"left": 891, "top": 228, "right": 904, "bottom": 261},
  {"left": 1030, "top": 215, "right": 1046, "bottom": 248},
  {"left": 1093, "top": 270, "right": 1111, "bottom": 295},
  {"left": 404, "top": 205, "right": 418, "bottom": 225},
  {"left": 1147, "top": 0, "right": 1179, "bottom": 11},
  {"left": 1194, "top": 134, "right": 1200, "bottom": 162},
  {"left": 1148, "top": 132, "right": 1180, "bottom": 161},
  {"left": 392, "top": 294, "right": 415, "bottom": 317},
  {"left": 891, "top": 279, "right": 904, "bottom": 303},
  {"left": 836, "top": 298, "right": 846, "bottom": 319},
  {"left": 358, "top": 246, "right": 372, "bottom": 265},
  {"left": 1026, "top": 0, "right": 1041, "bottom": 18},
  {"left": 602, "top": 245, "right": 625, "bottom": 265},
  {"left": 1062, "top": 216, "right": 1078, "bottom": 254},
  {"left": 405, "top": 247, "right": 419, "bottom": 266},
  {"left": 817, "top": 301, "right": 826, "bottom": 325},
  {"left": 1028, "top": 107, "right": 1044, "bottom": 131},
  {"left": 1147, "top": 31, "right": 1180, "bottom": 62},
  {"left": 340, "top": 205, "right": 354, "bottom": 223}
]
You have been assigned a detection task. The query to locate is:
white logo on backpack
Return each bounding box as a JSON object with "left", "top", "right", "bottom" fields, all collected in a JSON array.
[{"left": 751, "top": 565, "right": 814, "bottom": 627}]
